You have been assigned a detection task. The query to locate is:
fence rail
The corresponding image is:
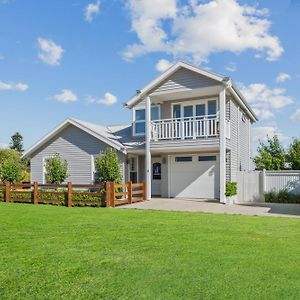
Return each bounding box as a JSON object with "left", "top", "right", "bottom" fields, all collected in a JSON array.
[
  {"left": 0, "top": 181, "right": 146, "bottom": 208},
  {"left": 105, "top": 181, "right": 146, "bottom": 207}
]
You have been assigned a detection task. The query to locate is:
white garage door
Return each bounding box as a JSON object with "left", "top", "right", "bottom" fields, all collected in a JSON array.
[{"left": 170, "top": 154, "right": 220, "bottom": 199}]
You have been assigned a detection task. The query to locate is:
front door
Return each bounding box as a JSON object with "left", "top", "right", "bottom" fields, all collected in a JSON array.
[{"left": 152, "top": 158, "right": 162, "bottom": 196}]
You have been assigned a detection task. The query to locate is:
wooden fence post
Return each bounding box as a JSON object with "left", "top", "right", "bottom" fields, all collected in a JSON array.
[
  {"left": 111, "top": 182, "right": 115, "bottom": 208},
  {"left": 128, "top": 181, "right": 132, "bottom": 204},
  {"left": 143, "top": 182, "right": 146, "bottom": 201},
  {"left": 105, "top": 182, "right": 111, "bottom": 207},
  {"left": 67, "top": 182, "right": 72, "bottom": 208},
  {"left": 5, "top": 182, "right": 10, "bottom": 203},
  {"left": 33, "top": 182, "right": 38, "bottom": 206}
]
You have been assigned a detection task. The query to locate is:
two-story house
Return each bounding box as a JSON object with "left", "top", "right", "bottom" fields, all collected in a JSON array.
[{"left": 24, "top": 61, "right": 257, "bottom": 204}]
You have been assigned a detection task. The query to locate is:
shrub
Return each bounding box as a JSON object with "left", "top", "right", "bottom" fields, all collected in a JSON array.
[
  {"left": 264, "top": 189, "right": 300, "bottom": 204},
  {"left": 95, "top": 148, "right": 121, "bottom": 183},
  {"left": 225, "top": 182, "right": 237, "bottom": 197},
  {"left": 0, "top": 158, "right": 22, "bottom": 184},
  {"left": 45, "top": 154, "right": 68, "bottom": 184}
]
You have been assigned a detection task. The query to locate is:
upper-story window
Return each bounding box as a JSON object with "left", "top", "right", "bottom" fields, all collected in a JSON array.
[
  {"left": 134, "top": 105, "right": 159, "bottom": 135},
  {"left": 172, "top": 100, "right": 217, "bottom": 120}
]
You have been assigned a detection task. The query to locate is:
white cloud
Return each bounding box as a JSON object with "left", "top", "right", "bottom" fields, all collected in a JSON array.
[
  {"left": 239, "top": 83, "right": 294, "bottom": 120},
  {"left": 37, "top": 38, "right": 64, "bottom": 66},
  {"left": 123, "top": 0, "right": 283, "bottom": 63},
  {"left": 225, "top": 62, "right": 236, "bottom": 72},
  {"left": 252, "top": 126, "right": 289, "bottom": 151},
  {"left": 86, "top": 92, "right": 117, "bottom": 106},
  {"left": 276, "top": 72, "right": 291, "bottom": 83},
  {"left": 0, "top": 81, "right": 28, "bottom": 91},
  {"left": 85, "top": 1, "right": 100, "bottom": 22},
  {"left": 156, "top": 59, "right": 172, "bottom": 72},
  {"left": 291, "top": 109, "right": 300, "bottom": 121},
  {"left": 53, "top": 89, "right": 78, "bottom": 103}
]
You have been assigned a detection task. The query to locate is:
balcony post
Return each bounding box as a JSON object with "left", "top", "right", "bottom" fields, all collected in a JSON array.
[
  {"left": 219, "top": 88, "right": 226, "bottom": 204},
  {"left": 145, "top": 96, "right": 152, "bottom": 200}
]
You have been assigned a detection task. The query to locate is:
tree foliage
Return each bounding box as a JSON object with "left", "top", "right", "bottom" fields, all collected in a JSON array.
[
  {"left": 255, "top": 135, "right": 285, "bottom": 170},
  {"left": 95, "top": 148, "right": 121, "bottom": 183},
  {"left": 9, "top": 132, "right": 24, "bottom": 153},
  {"left": 288, "top": 138, "right": 300, "bottom": 170},
  {"left": 45, "top": 154, "right": 68, "bottom": 184}
]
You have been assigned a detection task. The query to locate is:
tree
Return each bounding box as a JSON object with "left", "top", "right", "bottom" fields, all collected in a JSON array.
[
  {"left": 255, "top": 135, "right": 285, "bottom": 170},
  {"left": 9, "top": 132, "right": 24, "bottom": 153},
  {"left": 95, "top": 148, "right": 121, "bottom": 183},
  {"left": 0, "top": 158, "right": 22, "bottom": 183},
  {"left": 288, "top": 138, "right": 300, "bottom": 170},
  {"left": 45, "top": 154, "right": 68, "bottom": 184}
]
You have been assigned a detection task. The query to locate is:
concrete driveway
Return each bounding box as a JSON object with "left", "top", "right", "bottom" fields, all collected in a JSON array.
[{"left": 120, "top": 198, "right": 300, "bottom": 218}]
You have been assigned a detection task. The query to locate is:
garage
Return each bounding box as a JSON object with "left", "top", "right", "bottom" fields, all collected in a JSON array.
[{"left": 169, "top": 154, "right": 220, "bottom": 199}]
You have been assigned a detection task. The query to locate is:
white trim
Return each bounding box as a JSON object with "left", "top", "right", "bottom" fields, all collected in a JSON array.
[
  {"left": 91, "top": 155, "right": 95, "bottom": 184},
  {"left": 145, "top": 96, "right": 152, "bottom": 200},
  {"left": 167, "top": 155, "right": 171, "bottom": 198},
  {"left": 23, "top": 118, "right": 127, "bottom": 158},
  {"left": 219, "top": 88, "right": 226, "bottom": 204}
]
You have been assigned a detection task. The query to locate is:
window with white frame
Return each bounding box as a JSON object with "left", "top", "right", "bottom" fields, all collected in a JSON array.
[
  {"left": 128, "top": 156, "right": 138, "bottom": 183},
  {"left": 43, "top": 157, "right": 51, "bottom": 184},
  {"left": 133, "top": 105, "right": 160, "bottom": 135},
  {"left": 172, "top": 99, "right": 217, "bottom": 120}
]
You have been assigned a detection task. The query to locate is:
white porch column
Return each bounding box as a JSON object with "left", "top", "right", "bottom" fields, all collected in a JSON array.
[
  {"left": 219, "top": 88, "right": 226, "bottom": 204},
  {"left": 145, "top": 96, "right": 152, "bottom": 200}
]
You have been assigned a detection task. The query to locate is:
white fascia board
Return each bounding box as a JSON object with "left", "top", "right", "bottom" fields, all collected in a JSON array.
[{"left": 228, "top": 84, "right": 258, "bottom": 122}]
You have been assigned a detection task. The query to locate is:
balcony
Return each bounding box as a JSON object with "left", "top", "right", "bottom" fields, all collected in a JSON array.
[{"left": 151, "top": 114, "right": 220, "bottom": 141}]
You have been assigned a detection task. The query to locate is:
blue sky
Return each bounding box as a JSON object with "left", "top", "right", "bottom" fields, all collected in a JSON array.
[{"left": 0, "top": 0, "right": 300, "bottom": 151}]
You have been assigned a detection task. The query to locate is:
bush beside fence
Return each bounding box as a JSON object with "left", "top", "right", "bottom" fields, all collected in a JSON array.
[{"left": 0, "top": 181, "right": 146, "bottom": 208}]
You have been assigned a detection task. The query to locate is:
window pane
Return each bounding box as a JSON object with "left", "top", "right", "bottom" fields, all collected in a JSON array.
[
  {"left": 135, "top": 122, "right": 145, "bottom": 134},
  {"left": 196, "top": 104, "right": 205, "bottom": 117},
  {"left": 208, "top": 100, "right": 217, "bottom": 115},
  {"left": 152, "top": 162, "right": 161, "bottom": 180},
  {"left": 151, "top": 106, "right": 159, "bottom": 121},
  {"left": 173, "top": 104, "right": 181, "bottom": 119},
  {"left": 184, "top": 106, "right": 193, "bottom": 118},
  {"left": 198, "top": 156, "right": 217, "bottom": 161},
  {"left": 175, "top": 156, "right": 193, "bottom": 162},
  {"left": 135, "top": 109, "right": 145, "bottom": 121}
]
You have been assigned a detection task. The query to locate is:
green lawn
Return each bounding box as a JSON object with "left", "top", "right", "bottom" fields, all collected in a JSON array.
[{"left": 1, "top": 203, "right": 300, "bottom": 299}]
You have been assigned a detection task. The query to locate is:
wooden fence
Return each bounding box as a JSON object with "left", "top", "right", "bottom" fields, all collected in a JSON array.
[
  {"left": 105, "top": 182, "right": 146, "bottom": 207},
  {"left": 0, "top": 181, "right": 146, "bottom": 208}
]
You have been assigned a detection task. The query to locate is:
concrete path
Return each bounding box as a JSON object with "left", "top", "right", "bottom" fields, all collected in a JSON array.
[{"left": 120, "top": 198, "right": 300, "bottom": 218}]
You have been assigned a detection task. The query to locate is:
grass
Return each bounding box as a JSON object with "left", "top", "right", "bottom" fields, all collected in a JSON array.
[{"left": 1, "top": 203, "right": 300, "bottom": 299}]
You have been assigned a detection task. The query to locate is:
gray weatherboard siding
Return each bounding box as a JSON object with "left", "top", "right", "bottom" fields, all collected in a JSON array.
[{"left": 30, "top": 124, "right": 126, "bottom": 184}]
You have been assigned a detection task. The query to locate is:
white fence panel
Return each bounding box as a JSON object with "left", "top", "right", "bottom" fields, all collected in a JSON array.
[
  {"left": 237, "top": 171, "right": 263, "bottom": 203},
  {"left": 265, "top": 171, "right": 300, "bottom": 194}
]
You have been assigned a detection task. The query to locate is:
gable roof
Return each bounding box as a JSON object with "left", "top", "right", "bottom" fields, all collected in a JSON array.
[
  {"left": 124, "top": 61, "right": 225, "bottom": 108},
  {"left": 23, "top": 118, "right": 127, "bottom": 158},
  {"left": 124, "top": 61, "right": 258, "bottom": 122}
]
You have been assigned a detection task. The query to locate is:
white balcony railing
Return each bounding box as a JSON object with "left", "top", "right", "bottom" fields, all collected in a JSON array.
[{"left": 151, "top": 114, "right": 219, "bottom": 141}]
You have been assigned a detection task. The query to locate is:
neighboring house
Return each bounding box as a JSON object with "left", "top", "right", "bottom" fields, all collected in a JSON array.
[{"left": 23, "top": 61, "right": 258, "bottom": 204}]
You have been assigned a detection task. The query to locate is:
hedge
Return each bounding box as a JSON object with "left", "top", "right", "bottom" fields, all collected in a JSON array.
[
  {"left": 2, "top": 189, "right": 105, "bottom": 207},
  {"left": 264, "top": 189, "right": 300, "bottom": 204}
]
